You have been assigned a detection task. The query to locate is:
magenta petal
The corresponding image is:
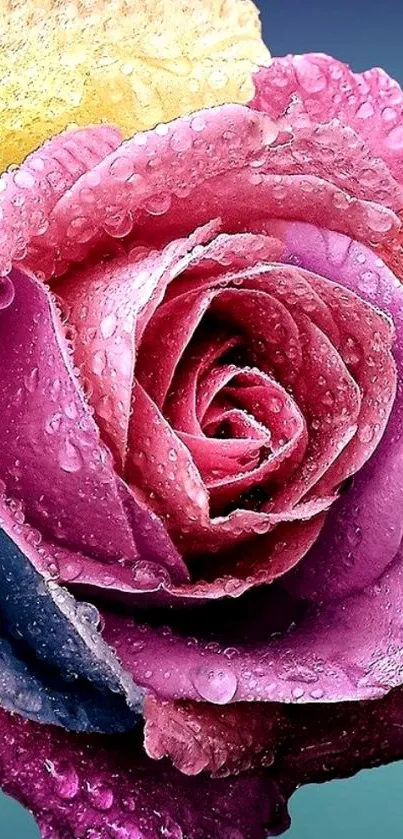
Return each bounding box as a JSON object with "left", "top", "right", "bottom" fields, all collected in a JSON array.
[
  {"left": 0, "top": 710, "right": 284, "bottom": 839},
  {"left": 0, "top": 267, "right": 186, "bottom": 585},
  {"left": 103, "top": 544, "right": 403, "bottom": 704},
  {"left": 269, "top": 222, "right": 403, "bottom": 601},
  {"left": 0, "top": 268, "right": 137, "bottom": 562}
]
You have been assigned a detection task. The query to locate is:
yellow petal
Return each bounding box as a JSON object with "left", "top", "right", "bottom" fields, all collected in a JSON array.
[{"left": 0, "top": 0, "right": 270, "bottom": 169}]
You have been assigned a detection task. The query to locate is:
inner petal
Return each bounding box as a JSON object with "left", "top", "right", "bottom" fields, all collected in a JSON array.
[
  {"left": 56, "top": 223, "right": 218, "bottom": 471},
  {"left": 203, "top": 368, "right": 307, "bottom": 513}
]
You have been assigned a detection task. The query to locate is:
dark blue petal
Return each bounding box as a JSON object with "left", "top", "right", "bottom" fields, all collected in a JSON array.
[{"left": 0, "top": 526, "right": 142, "bottom": 729}]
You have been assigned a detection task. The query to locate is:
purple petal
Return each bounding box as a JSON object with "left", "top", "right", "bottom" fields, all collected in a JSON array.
[
  {"left": 102, "top": 545, "right": 403, "bottom": 703},
  {"left": 0, "top": 710, "right": 285, "bottom": 839},
  {"left": 0, "top": 266, "right": 187, "bottom": 584},
  {"left": 263, "top": 221, "right": 403, "bottom": 601}
]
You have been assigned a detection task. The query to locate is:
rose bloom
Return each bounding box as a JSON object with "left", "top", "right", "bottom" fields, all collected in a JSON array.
[{"left": 2, "top": 48, "right": 403, "bottom": 838}]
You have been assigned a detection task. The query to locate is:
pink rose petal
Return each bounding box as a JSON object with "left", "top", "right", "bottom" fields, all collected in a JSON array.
[{"left": 252, "top": 53, "right": 403, "bottom": 186}]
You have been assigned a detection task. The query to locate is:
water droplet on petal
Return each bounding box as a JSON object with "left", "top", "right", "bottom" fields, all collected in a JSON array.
[
  {"left": 77, "top": 602, "right": 100, "bottom": 626},
  {"left": 310, "top": 687, "right": 324, "bottom": 699},
  {"left": 24, "top": 367, "right": 39, "bottom": 393},
  {"left": 191, "top": 665, "right": 237, "bottom": 704},
  {"left": 386, "top": 124, "right": 403, "bottom": 150},
  {"left": 110, "top": 156, "right": 135, "bottom": 180},
  {"left": 62, "top": 559, "right": 84, "bottom": 581},
  {"left": 65, "top": 402, "right": 78, "bottom": 420},
  {"left": 101, "top": 313, "right": 117, "bottom": 339},
  {"left": 45, "top": 413, "right": 63, "bottom": 434},
  {"left": 358, "top": 424, "right": 375, "bottom": 444},
  {"left": 131, "top": 561, "right": 170, "bottom": 590},
  {"left": 86, "top": 778, "right": 114, "bottom": 811},
  {"left": 0, "top": 275, "right": 15, "bottom": 309},
  {"left": 92, "top": 349, "right": 107, "bottom": 375},
  {"left": 292, "top": 687, "right": 305, "bottom": 699},
  {"left": 14, "top": 169, "right": 36, "bottom": 189},
  {"left": 45, "top": 759, "right": 79, "bottom": 800},
  {"left": 144, "top": 194, "right": 172, "bottom": 216},
  {"left": 358, "top": 270, "right": 380, "bottom": 296},
  {"left": 59, "top": 440, "right": 83, "bottom": 473}
]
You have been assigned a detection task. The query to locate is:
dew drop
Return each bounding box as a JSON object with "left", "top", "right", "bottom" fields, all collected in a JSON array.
[
  {"left": 131, "top": 561, "right": 170, "bottom": 589},
  {"left": 100, "top": 313, "right": 117, "bottom": 339},
  {"left": 14, "top": 169, "right": 36, "bottom": 189},
  {"left": 191, "top": 665, "right": 237, "bottom": 704},
  {"left": 59, "top": 440, "right": 83, "bottom": 473},
  {"left": 45, "top": 412, "right": 63, "bottom": 434},
  {"left": 77, "top": 602, "right": 100, "bottom": 626},
  {"left": 0, "top": 275, "right": 15, "bottom": 309},
  {"left": 358, "top": 270, "right": 380, "bottom": 295},
  {"left": 62, "top": 559, "right": 84, "bottom": 581},
  {"left": 268, "top": 396, "right": 283, "bottom": 413},
  {"left": 191, "top": 115, "right": 205, "bottom": 132},
  {"left": 86, "top": 778, "right": 114, "bottom": 811},
  {"left": 24, "top": 366, "right": 39, "bottom": 393},
  {"left": 358, "top": 424, "right": 375, "bottom": 444},
  {"left": 386, "top": 124, "right": 403, "bottom": 150},
  {"left": 45, "top": 759, "right": 80, "bottom": 800},
  {"left": 144, "top": 194, "right": 172, "bottom": 216},
  {"left": 355, "top": 101, "right": 374, "bottom": 119},
  {"left": 65, "top": 402, "right": 78, "bottom": 420},
  {"left": 310, "top": 687, "right": 324, "bottom": 699},
  {"left": 292, "top": 687, "right": 305, "bottom": 699},
  {"left": 170, "top": 128, "right": 193, "bottom": 153},
  {"left": 110, "top": 156, "right": 135, "bottom": 180}
]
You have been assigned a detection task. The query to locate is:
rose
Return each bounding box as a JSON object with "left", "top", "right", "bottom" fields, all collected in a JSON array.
[{"left": 2, "top": 29, "right": 403, "bottom": 839}]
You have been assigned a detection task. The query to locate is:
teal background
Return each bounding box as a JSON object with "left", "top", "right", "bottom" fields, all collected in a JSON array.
[{"left": 2, "top": 0, "right": 403, "bottom": 835}]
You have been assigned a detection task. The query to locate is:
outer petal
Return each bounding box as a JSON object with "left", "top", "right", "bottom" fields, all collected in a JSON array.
[
  {"left": 0, "top": 266, "right": 187, "bottom": 585},
  {"left": 0, "top": 518, "right": 144, "bottom": 738},
  {"left": 19, "top": 105, "right": 401, "bottom": 281},
  {"left": 5, "top": 690, "right": 403, "bottom": 839},
  {"left": 0, "top": 0, "right": 270, "bottom": 168},
  {"left": 267, "top": 222, "right": 403, "bottom": 601},
  {"left": 144, "top": 696, "right": 283, "bottom": 777},
  {"left": 0, "top": 564, "right": 139, "bottom": 731},
  {"left": 0, "top": 124, "right": 123, "bottom": 278},
  {"left": 252, "top": 53, "right": 403, "bottom": 185},
  {"left": 0, "top": 710, "right": 285, "bottom": 839},
  {"left": 102, "top": 546, "right": 403, "bottom": 704}
]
